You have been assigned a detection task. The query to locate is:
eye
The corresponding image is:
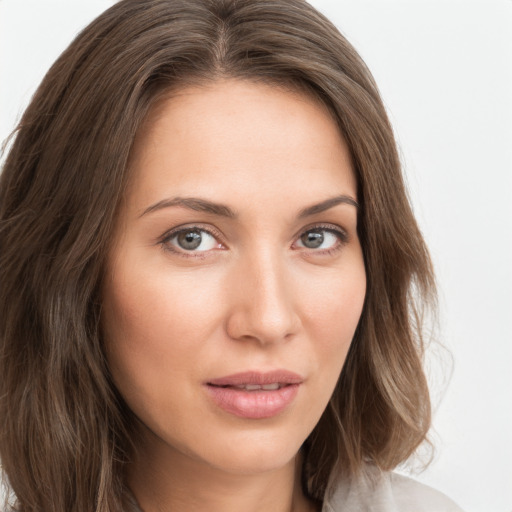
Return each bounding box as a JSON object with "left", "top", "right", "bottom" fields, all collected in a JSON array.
[
  {"left": 161, "top": 227, "right": 223, "bottom": 254},
  {"left": 294, "top": 226, "right": 347, "bottom": 252}
]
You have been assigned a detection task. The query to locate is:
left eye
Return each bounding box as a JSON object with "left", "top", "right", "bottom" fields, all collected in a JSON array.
[
  {"left": 295, "top": 229, "right": 342, "bottom": 250},
  {"left": 166, "top": 228, "right": 219, "bottom": 252}
]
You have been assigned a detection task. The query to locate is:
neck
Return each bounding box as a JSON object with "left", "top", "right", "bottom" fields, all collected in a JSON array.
[{"left": 126, "top": 430, "right": 319, "bottom": 512}]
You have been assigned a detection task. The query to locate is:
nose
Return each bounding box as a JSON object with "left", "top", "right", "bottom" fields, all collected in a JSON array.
[{"left": 225, "top": 250, "right": 301, "bottom": 345}]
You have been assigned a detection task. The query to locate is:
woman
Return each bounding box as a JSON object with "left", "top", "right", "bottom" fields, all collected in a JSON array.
[{"left": 0, "top": 1, "right": 463, "bottom": 511}]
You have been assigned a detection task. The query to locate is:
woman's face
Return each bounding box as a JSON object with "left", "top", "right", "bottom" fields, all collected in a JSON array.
[{"left": 102, "top": 79, "right": 366, "bottom": 475}]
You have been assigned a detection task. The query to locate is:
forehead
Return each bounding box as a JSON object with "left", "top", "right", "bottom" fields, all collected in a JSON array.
[{"left": 126, "top": 79, "right": 356, "bottom": 216}]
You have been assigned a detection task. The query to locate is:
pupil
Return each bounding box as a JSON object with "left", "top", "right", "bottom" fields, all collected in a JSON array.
[
  {"left": 302, "top": 231, "right": 324, "bottom": 248},
  {"left": 177, "top": 230, "right": 202, "bottom": 250}
]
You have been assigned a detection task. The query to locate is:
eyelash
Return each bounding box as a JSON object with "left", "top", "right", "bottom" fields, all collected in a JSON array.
[{"left": 158, "top": 223, "right": 349, "bottom": 259}]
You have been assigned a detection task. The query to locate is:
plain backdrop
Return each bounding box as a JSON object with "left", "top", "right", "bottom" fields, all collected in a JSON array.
[{"left": 1, "top": 1, "right": 511, "bottom": 511}]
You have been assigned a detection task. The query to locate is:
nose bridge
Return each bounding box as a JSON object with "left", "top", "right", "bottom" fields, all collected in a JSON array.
[{"left": 226, "top": 246, "right": 299, "bottom": 344}]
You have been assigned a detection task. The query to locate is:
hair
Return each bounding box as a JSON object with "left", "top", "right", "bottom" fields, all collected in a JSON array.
[{"left": 0, "top": 0, "right": 436, "bottom": 510}]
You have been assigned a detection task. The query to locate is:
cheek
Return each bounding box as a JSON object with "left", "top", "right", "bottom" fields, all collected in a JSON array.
[
  {"left": 104, "top": 256, "right": 219, "bottom": 344},
  {"left": 101, "top": 252, "right": 234, "bottom": 405},
  {"left": 304, "top": 262, "right": 366, "bottom": 335},
  {"left": 102, "top": 264, "right": 191, "bottom": 391},
  {"left": 301, "top": 261, "right": 366, "bottom": 378}
]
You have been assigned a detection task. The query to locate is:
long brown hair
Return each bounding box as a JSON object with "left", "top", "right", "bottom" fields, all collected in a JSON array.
[{"left": 0, "top": 1, "right": 435, "bottom": 510}]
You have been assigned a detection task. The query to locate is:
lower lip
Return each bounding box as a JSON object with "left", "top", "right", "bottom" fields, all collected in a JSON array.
[{"left": 205, "top": 384, "right": 300, "bottom": 419}]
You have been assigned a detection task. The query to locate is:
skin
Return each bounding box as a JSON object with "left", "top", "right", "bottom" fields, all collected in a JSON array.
[{"left": 102, "top": 79, "right": 366, "bottom": 512}]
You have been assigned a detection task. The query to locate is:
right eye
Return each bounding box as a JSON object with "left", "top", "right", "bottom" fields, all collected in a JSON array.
[{"left": 160, "top": 226, "right": 225, "bottom": 256}]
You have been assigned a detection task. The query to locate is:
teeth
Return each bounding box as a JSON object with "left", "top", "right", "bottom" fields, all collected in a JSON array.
[
  {"left": 244, "top": 384, "right": 262, "bottom": 391},
  {"left": 234, "top": 383, "right": 281, "bottom": 391}
]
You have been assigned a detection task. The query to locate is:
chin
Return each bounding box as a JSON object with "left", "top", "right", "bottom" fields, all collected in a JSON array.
[
  {"left": 208, "top": 410, "right": 317, "bottom": 471},
  {"left": 146, "top": 417, "right": 308, "bottom": 477},
  {"left": 201, "top": 439, "right": 300, "bottom": 475}
]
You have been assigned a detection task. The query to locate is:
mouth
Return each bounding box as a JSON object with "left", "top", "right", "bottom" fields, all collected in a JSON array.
[
  {"left": 207, "top": 370, "right": 303, "bottom": 387},
  {"left": 211, "top": 382, "right": 289, "bottom": 391},
  {"left": 205, "top": 370, "right": 303, "bottom": 419}
]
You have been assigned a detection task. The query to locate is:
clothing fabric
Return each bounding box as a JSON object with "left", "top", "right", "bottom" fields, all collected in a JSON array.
[{"left": 322, "top": 465, "right": 464, "bottom": 512}]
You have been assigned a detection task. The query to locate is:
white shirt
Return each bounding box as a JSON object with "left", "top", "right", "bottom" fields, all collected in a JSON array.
[{"left": 323, "top": 466, "right": 464, "bottom": 512}]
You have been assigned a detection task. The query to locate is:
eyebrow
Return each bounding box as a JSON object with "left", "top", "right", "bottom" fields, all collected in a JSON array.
[
  {"left": 140, "top": 194, "right": 359, "bottom": 219},
  {"left": 297, "top": 195, "right": 359, "bottom": 218},
  {"left": 140, "top": 197, "right": 236, "bottom": 218}
]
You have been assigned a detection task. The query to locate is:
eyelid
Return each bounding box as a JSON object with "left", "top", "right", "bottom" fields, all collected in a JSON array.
[{"left": 293, "top": 223, "right": 349, "bottom": 242}]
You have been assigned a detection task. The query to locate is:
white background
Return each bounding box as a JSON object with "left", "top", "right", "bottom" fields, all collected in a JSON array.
[{"left": 1, "top": 1, "right": 511, "bottom": 511}]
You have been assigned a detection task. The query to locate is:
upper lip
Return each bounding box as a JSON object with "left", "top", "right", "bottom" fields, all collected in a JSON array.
[{"left": 207, "top": 370, "right": 304, "bottom": 387}]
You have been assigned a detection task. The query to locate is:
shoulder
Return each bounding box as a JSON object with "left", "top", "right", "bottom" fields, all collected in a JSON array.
[{"left": 322, "top": 465, "right": 464, "bottom": 512}]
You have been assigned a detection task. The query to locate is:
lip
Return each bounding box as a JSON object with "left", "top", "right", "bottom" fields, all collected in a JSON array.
[{"left": 205, "top": 370, "right": 303, "bottom": 419}]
